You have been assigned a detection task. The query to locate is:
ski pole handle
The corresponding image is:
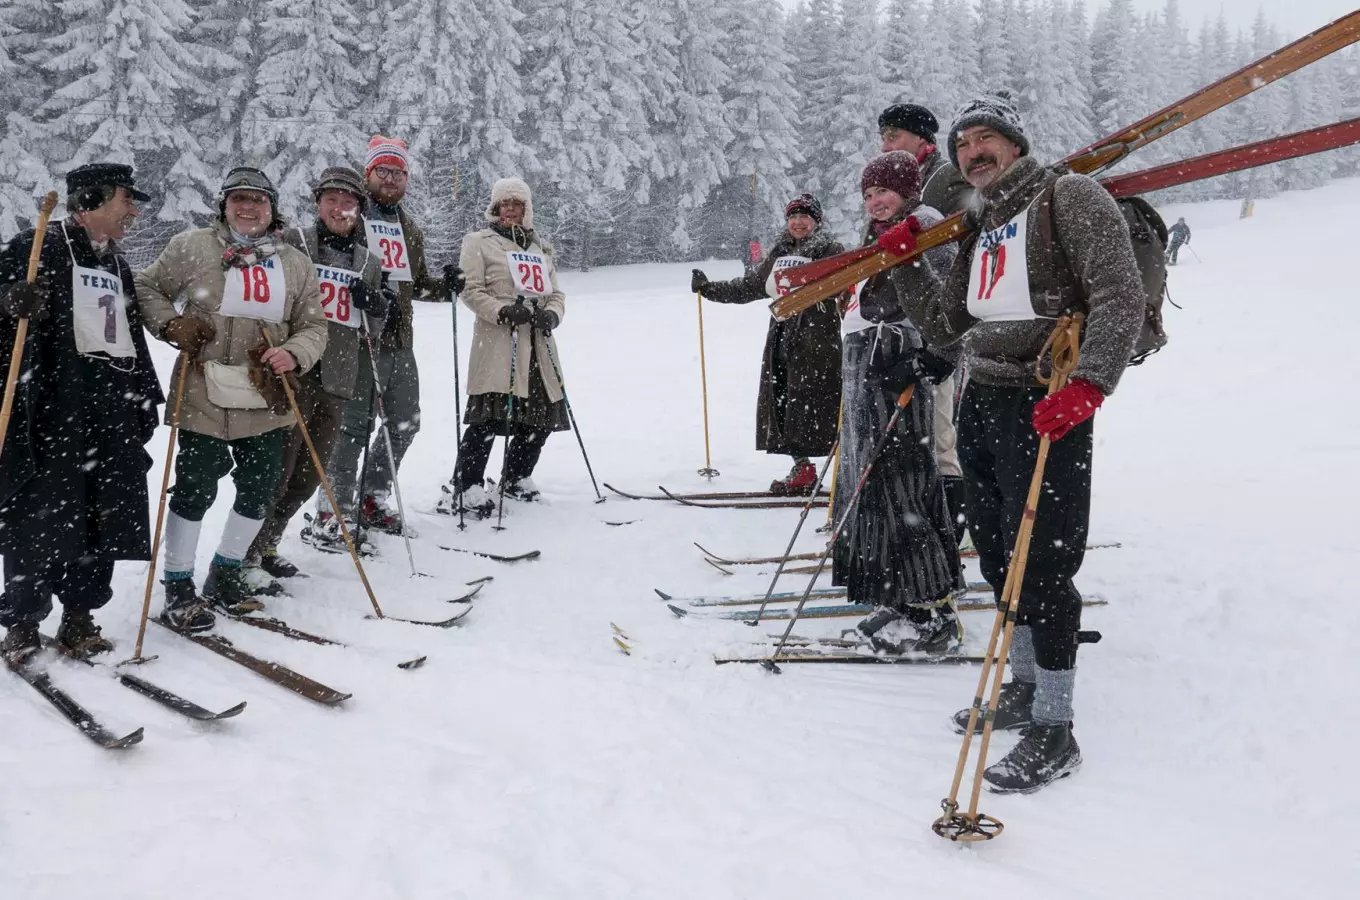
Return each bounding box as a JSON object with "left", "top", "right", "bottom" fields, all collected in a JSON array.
[{"left": 894, "top": 385, "right": 916, "bottom": 409}]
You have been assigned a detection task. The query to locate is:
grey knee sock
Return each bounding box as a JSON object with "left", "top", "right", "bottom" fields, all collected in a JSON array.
[
  {"left": 1008, "top": 625, "right": 1036, "bottom": 683},
  {"left": 1033, "top": 666, "right": 1076, "bottom": 726}
]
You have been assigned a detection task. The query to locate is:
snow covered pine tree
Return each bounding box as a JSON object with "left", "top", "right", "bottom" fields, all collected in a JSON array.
[
  {"left": 0, "top": 164, "right": 164, "bottom": 660},
  {"left": 888, "top": 91, "right": 1146, "bottom": 793}
]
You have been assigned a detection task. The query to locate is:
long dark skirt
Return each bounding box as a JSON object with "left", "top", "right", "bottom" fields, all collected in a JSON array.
[
  {"left": 831, "top": 325, "right": 962, "bottom": 612},
  {"left": 464, "top": 346, "right": 570, "bottom": 434}
]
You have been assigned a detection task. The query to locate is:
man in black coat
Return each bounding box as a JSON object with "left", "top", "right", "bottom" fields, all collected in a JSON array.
[{"left": 0, "top": 163, "right": 164, "bottom": 660}]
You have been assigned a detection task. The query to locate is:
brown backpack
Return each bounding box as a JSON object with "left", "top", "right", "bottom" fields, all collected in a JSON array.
[{"left": 1034, "top": 177, "right": 1170, "bottom": 366}]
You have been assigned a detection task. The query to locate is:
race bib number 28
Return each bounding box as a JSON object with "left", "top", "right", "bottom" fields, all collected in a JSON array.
[
  {"left": 316, "top": 265, "right": 361, "bottom": 329},
  {"left": 506, "top": 250, "right": 551, "bottom": 296}
]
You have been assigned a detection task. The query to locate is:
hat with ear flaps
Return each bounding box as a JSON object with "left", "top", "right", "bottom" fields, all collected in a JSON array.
[{"left": 486, "top": 177, "right": 534, "bottom": 230}]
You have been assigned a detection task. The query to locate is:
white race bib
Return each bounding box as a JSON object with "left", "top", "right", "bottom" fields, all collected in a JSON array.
[
  {"left": 965, "top": 208, "right": 1039, "bottom": 322},
  {"left": 220, "top": 257, "right": 287, "bottom": 323},
  {"left": 506, "top": 250, "right": 551, "bottom": 297},
  {"left": 840, "top": 280, "right": 876, "bottom": 335},
  {"left": 316, "top": 265, "right": 361, "bottom": 330},
  {"left": 71, "top": 265, "right": 134, "bottom": 358},
  {"left": 365, "top": 218, "right": 412, "bottom": 282},
  {"left": 765, "top": 255, "right": 812, "bottom": 299}
]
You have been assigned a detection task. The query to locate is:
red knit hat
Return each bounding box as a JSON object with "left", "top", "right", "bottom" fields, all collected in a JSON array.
[
  {"left": 860, "top": 151, "right": 922, "bottom": 201},
  {"left": 365, "top": 135, "right": 409, "bottom": 178}
]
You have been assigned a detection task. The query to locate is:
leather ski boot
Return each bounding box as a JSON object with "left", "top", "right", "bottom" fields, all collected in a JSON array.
[
  {"left": 983, "top": 722, "right": 1082, "bottom": 794},
  {"left": 55, "top": 609, "right": 114, "bottom": 659},
  {"left": 952, "top": 679, "right": 1035, "bottom": 734},
  {"left": 161, "top": 579, "right": 215, "bottom": 633},
  {"left": 203, "top": 562, "right": 265, "bottom": 615},
  {"left": 1, "top": 622, "right": 41, "bottom": 662}
]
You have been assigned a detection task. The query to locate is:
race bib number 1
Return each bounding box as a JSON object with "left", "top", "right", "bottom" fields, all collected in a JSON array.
[
  {"left": 365, "top": 218, "right": 413, "bottom": 282},
  {"left": 316, "top": 265, "right": 361, "bottom": 329},
  {"left": 506, "top": 250, "right": 551, "bottom": 296},
  {"left": 220, "top": 257, "right": 287, "bottom": 323}
]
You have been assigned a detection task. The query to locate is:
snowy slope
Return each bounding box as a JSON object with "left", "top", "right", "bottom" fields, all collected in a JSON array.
[{"left": 3, "top": 178, "right": 1359, "bottom": 899}]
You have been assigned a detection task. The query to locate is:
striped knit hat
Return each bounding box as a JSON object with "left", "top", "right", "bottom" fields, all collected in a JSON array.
[{"left": 365, "top": 135, "right": 409, "bottom": 178}]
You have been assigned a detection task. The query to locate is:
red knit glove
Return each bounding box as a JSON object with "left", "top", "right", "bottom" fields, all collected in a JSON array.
[
  {"left": 1032, "top": 378, "right": 1104, "bottom": 442},
  {"left": 875, "top": 216, "right": 921, "bottom": 255}
]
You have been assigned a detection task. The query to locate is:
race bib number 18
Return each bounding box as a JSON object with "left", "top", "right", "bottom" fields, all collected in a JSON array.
[
  {"left": 506, "top": 250, "right": 551, "bottom": 296},
  {"left": 220, "top": 257, "right": 287, "bottom": 323}
]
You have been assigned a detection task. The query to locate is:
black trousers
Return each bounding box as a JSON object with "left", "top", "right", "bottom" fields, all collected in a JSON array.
[
  {"left": 958, "top": 382, "right": 1093, "bottom": 671},
  {"left": 453, "top": 423, "right": 551, "bottom": 491},
  {"left": 0, "top": 552, "right": 115, "bottom": 628}
]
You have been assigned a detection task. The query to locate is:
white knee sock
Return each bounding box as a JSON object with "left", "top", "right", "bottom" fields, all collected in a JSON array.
[
  {"left": 214, "top": 510, "right": 265, "bottom": 566},
  {"left": 164, "top": 511, "right": 202, "bottom": 580}
]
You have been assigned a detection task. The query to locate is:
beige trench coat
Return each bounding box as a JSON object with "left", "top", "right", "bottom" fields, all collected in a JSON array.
[
  {"left": 459, "top": 228, "right": 566, "bottom": 401},
  {"left": 136, "top": 224, "right": 328, "bottom": 440}
]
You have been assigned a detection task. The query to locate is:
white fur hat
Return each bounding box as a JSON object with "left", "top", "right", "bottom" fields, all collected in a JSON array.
[{"left": 487, "top": 177, "right": 534, "bottom": 229}]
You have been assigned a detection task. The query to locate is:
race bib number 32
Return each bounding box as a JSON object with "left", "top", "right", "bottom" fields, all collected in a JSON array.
[
  {"left": 365, "top": 218, "right": 413, "bottom": 282},
  {"left": 220, "top": 257, "right": 287, "bottom": 323},
  {"left": 506, "top": 250, "right": 551, "bottom": 296}
]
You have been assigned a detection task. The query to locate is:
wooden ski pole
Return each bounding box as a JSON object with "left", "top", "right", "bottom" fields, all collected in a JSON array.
[
  {"left": 696, "top": 289, "right": 718, "bottom": 478},
  {"left": 0, "top": 191, "right": 59, "bottom": 461},
  {"left": 128, "top": 352, "right": 191, "bottom": 664},
  {"left": 933, "top": 314, "right": 1084, "bottom": 843},
  {"left": 261, "top": 327, "right": 384, "bottom": 618}
]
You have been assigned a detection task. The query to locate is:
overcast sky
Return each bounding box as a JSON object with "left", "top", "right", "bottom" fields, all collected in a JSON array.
[{"left": 776, "top": 1, "right": 1347, "bottom": 35}]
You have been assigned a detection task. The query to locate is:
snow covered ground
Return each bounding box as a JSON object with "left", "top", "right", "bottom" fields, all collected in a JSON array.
[{"left": 4, "top": 178, "right": 1359, "bottom": 898}]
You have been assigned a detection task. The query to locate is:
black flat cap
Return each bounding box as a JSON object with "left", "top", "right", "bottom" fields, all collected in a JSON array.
[{"left": 65, "top": 162, "right": 151, "bottom": 202}]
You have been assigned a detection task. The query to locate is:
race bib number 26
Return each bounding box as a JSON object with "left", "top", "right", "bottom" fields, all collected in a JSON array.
[{"left": 506, "top": 250, "right": 550, "bottom": 296}]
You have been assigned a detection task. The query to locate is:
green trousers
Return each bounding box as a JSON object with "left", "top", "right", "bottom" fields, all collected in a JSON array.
[{"left": 168, "top": 429, "right": 286, "bottom": 522}]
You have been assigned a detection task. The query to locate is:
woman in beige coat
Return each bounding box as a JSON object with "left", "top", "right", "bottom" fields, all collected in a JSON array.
[
  {"left": 136, "top": 167, "right": 327, "bottom": 630},
  {"left": 437, "top": 177, "right": 567, "bottom": 518}
]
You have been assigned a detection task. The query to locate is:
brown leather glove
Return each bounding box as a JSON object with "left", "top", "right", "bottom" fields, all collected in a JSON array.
[{"left": 163, "top": 316, "right": 216, "bottom": 355}]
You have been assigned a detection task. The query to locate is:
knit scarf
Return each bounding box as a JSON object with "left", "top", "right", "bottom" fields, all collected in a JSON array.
[
  {"left": 220, "top": 227, "right": 279, "bottom": 270},
  {"left": 491, "top": 222, "right": 535, "bottom": 250}
]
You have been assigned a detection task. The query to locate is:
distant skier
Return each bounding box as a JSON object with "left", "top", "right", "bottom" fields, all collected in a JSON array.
[
  {"left": 878, "top": 102, "right": 974, "bottom": 544},
  {"left": 0, "top": 164, "right": 164, "bottom": 660},
  {"left": 436, "top": 177, "right": 569, "bottom": 518},
  {"left": 886, "top": 91, "right": 1145, "bottom": 793},
  {"left": 690, "top": 194, "right": 845, "bottom": 496},
  {"left": 1166, "top": 217, "right": 1191, "bottom": 264}
]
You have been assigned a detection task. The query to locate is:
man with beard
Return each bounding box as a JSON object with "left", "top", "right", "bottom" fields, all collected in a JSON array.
[
  {"left": 690, "top": 194, "right": 844, "bottom": 495},
  {"left": 882, "top": 91, "right": 1144, "bottom": 793},
  {"left": 0, "top": 164, "right": 164, "bottom": 659},
  {"left": 879, "top": 102, "right": 973, "bottom": 542},
  {"left": 309, "top": 136, "right": 454, "bottom": 548}
]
